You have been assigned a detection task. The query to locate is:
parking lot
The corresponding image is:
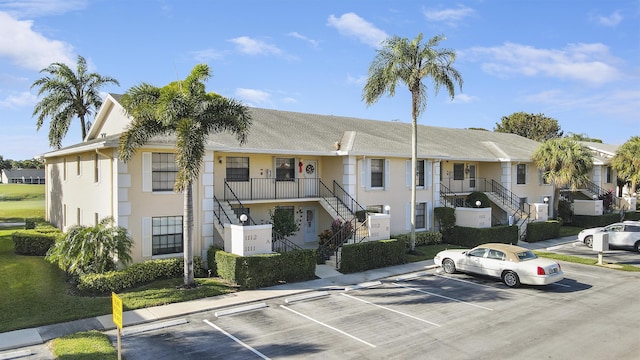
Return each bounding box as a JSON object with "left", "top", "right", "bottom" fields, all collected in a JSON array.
[{"left": 116, "top": 259, "right": 640, "bottom": 360}]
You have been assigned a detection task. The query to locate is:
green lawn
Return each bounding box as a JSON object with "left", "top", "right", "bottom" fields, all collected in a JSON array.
[{"left": 0, "top": 184, "right": 45, "bottom": 219}]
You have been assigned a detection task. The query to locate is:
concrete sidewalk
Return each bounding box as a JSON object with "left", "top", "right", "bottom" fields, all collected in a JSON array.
[{"left": 0, "top": 237, "right": 578, "bottom": 358}]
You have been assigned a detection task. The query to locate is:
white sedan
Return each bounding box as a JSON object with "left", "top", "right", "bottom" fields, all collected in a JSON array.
[
  {"left": 434, "top": 243, "right": 564, "bottom": 288},
  {"left": 578, "top": 221, "right": 640, "bottom": 252}
]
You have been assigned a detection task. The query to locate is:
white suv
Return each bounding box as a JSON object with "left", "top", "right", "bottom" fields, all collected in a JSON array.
[{"left": 578, "top": 221, "right": 640, "bottom": 252}]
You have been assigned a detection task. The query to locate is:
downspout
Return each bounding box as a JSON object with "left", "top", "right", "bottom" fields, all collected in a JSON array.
[{"left": 95, "top": 149, "right": 115, "bottom": 221}]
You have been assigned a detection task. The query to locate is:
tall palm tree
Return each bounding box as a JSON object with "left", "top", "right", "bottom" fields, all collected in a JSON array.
[
  {"left": 118, "top": 64, "right": 252, "bottom": 287},
  {"left": 31, "top": 55, "right": 119, "bottom": 148},
  {"left": 363, "top": 33, "right": 462, "bottom": 252},
  {"left": 532, "top": 138, "right": 593, "bottom": 218},
  {"left": 611, "top": 136, "right": 640, "bottom": 198}
]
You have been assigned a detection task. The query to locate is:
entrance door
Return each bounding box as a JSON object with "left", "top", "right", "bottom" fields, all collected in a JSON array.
[
  {"left": 303, "top": 207, "right": 317, "bottom": 243},
  {"left": 303, "top": 160, "right": 318, "bottom": 197}
]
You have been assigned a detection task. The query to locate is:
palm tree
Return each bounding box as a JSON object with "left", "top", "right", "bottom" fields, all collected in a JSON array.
[
  {"left": 31, "top": 55, "right": 119, "bottom": 148},
  {"left": 611, "top": 136, "right": 640, "bottom": 198},
  {"left": 46, "top": 217, "right": 132, "bottom": 276},
  {"left": 118, "top": 64, "right": 252, "bottom": 287},
  {"left": 362, "top": 33, "right": 463, "bottom": 252},
  {"left": 532, "top": 138, "right": 593, "bottom": 218}
]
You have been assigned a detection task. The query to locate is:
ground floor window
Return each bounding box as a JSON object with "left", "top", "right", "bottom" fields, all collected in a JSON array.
[
  {"left": 416, "top": 202, "right": 426, "bottom": 229},
  {"left": 152, "top": 216, "right": 183, "bottom": 255}
]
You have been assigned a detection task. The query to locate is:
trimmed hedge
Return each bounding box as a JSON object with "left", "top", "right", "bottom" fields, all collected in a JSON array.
[
  {"left": 12, "top": 230, "right": 61, "bottom": 256},
  {"left": 393, "top": 231, "right": 442, "bottom": 247},
  {"left": 339, "top": 239, "right": 406, "bottom": 274},
  {"left": 214, "top": 249, "right": 316, "bottom": 289},
  {"left": 434, "top": 207, "right": 456, "bottom": 241},
  {"left": 450, "top": 225, "right": 518, "bottom": 248},
  {"left": 77, "top": 256, "right": 204, "bottom": 294},
  {"left": 526, "top": 221, "right": 561, "bottom": 242},
  {"left": 572, "top": 214, "right": 620, "bottom": 228},
  {"left": 624, "top": 211, "right": 640, "bottom": 221}
]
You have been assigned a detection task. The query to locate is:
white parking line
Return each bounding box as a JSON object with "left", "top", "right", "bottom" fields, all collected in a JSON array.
[
  {"left": 204, "top": 319, "right": 271, "bottom": 360},
  {"left": 340, "top": 292, "right": 441, "bottom": 327},
  {"left": 393, "top": 282, "right": 494, "bottom": 311},
  {"left": 279, "top": 305, "right": 376, "bottom": 348}
]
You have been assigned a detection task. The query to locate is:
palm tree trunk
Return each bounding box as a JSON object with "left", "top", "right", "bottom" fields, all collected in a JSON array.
[
  {"left": 183, "top": 183, "right": 195, "bottom": 287},
  {"left": 410, "top": 99, "right": 418, "bottom": 252},
  {"left": 79, "top": 115, "right": 87, "bottom": 141}
]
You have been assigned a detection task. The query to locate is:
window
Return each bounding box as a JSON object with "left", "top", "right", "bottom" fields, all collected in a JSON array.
[
  {"left": 488, "top": 250, "right": 505, "bottom": 261},
  {"left": 606, "top": 166, "right": 612, "bottom": 183},
  {"left": 76, "top": 208, "right": 81, "bottom": 225},
  {"left": 416, "top": 161, "right": 425, "bottom": 187},
  {"left": 371, "top": 159, "right": 384, "bottom": 188},
  {"left": 95, "top": 213, "right": 99, "bottom": 226},
  {"left": 453, "top": 163, "right": 464, "bottom": 180},
  {"left": 76, "top": 156, "right": 81, "bottom": 175},
  {"left": 226, "top": 157, "right": 249, "bottom": 181},
  {"left": 152, "top": 153, "right": 178, "bottom": 191},
  {"left": 152, "top": 216, "right": 183, "bottom": 255},
  {"left": 367, "top": 205, "right": 383, "bottom": 214},
  {"left": 94, "top": 153, "right": 99, "bottom": 183},
  {"left": 516, "top": 164, "right": 526, "bottom": 184},
  {"left": 416, "top": 202, "right": 426, "bottom": 229},
  {"left": 276, "top": 158, "right": 295, "bottom": 181},
  {"left": 468, "top": 248, "right": 486, "bottom": 257},
  {"left": 63, "top": 158, "right": 67, "bottom": 181}
]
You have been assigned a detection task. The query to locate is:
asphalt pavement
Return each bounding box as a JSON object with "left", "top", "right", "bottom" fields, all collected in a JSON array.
[{"left": 0, "top": 235, "right": 603, "bottom": 359}]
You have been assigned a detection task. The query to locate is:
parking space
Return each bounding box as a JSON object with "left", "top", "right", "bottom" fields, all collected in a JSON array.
[{"left": 117, "top": 264, "right": 640, "bottom": 359}]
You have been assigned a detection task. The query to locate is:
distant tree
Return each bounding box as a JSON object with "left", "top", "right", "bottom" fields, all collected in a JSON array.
[
  {"left": 11, "top": 159, "right": 44, "bottom": 169},
  {"left": 46, "top": 217, "right": 132, "bottom": 276},
  {"left": 270, "top": 207, "right": 300, "bottom": 237},
  {"left": 532, "top": 138, "right": 593, "bottom": 218},
  {"left": 118, "top": 64, "right": 252, "bottom": 287},
  {"left": 495, "top": 112, "right": 563, "bottom": 141},
  {"left": 0, "top": 156, "right": 12, "bottom": 171},
  {"left": 611, "top": 136, "right": 640, "bottom": 197},
  {"left": 31, "top": 55, "right": 119, "bottom": 149},
  {"left": 363, "top": 33, "right": 463, "bottom": 252},
  {"left": 468, "top": 127, "right": 489, "bottom": 131},
  {"left": 566, "top": 132, "right": 602, "bottom": 143}
]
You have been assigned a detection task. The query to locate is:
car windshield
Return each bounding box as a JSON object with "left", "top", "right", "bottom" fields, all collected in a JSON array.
[{"left": 516, "top": 250, "right": 537, "bottom": 261}]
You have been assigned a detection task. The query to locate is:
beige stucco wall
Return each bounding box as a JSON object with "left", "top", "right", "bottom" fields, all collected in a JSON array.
[{"left": 46, "top": 150, "right": 115, "bottom": 231}]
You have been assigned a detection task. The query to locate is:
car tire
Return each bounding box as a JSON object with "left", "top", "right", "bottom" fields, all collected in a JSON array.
[
  {"left": 442, "top": 258, "right": 456, "bottom": 274},
  {"left": 635, "top": 241, "right": 640, "bottom": 253},
  {"left": 502, "top": 271, "right": 520, "bottom": 288},
  {"left": 584, "top": 235, "right": 593, "bottom": 248}
]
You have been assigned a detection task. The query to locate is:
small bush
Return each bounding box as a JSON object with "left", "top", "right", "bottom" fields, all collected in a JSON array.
[
  {"left": 450, "top": 226, "right": 518, "bottom": 247},
  {"left": 393, "top": 231, "right": 442, "bottom": 247},
  {"left": 24, "top": 218, "right": 36, "bottom": 230},
  {"left": 339, "top": 239, "right": 406, "bottom": 274},
  {"left": 77, "top": 256, "right": 204, "bottom": 294},
  {"left": 526, "top": 221, "right": 561, "bottom": 242},
  {"left": 434, "top": 207, "right": 456, "bottom": 241},
  {"left": 12, "top": 230, "right": 61, "bottom": 256}
]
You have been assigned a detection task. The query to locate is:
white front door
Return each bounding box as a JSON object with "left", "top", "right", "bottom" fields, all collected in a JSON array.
[
  {"left": 304, "top": 206, "right": 317, "bottom": 243},
  {"left": 303, "top": 160, "right": 318, "bottom": 197}
]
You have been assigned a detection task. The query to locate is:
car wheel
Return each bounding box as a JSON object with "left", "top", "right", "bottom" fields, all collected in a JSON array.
[
  {"left": 584, "top": 235, "right": 593, "bottom": 248},
  {"left": 442, "top": 258, "right": 456, "bottom": 274},
  {"left": 502, "top": 271, "right": 520, "bottom": 288},
  {"left": 635, "top": 241, "right": 640, "bottom": 253}
]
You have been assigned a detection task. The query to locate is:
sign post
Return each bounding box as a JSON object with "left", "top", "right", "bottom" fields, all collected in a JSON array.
[{"left": 112, "top": 292, "right": 123, "bottom": 360}]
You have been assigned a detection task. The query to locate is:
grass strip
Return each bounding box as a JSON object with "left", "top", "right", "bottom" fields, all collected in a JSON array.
[
  {"left": 50, "top": 330, "right": 117, "bottom": 360},
  {"left": 534, "top": 251, "right": 640, "bottom": 272}
]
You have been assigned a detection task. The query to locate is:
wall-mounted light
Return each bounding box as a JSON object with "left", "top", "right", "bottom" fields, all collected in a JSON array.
[
  {"left": 384, "top": 205, "right": 391, "bottom": 214},
  {"left": 543, "top": 197, "right": 549, "bottom": 204},
  {"left": 240, "top": 214, "right": 248, "bottom": 225},
  {"left": 465, "top": 165, "right": 470, "bottom": 174},
  {"left": 475, "top": 200, "right": 481, "bottom": 208},
  {"left": 218, "top": 157, "right": 223, "bottom": 164}
]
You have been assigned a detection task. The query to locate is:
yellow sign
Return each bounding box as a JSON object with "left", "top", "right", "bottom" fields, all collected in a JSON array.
[{"left": 112, "top": 292, "right": 123, "bottom": 329}]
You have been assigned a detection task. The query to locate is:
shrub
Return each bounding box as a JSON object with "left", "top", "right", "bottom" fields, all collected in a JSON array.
[
  {"left": 557, "top": 199, "right": 573, "bottom": 224},
  {"left": 214, "top": 249, "right": 315, "bottom": 289},
  {"left": 434, "top": 207, "right": 456, "bottom": 241},
  {"left": 450, "top": 226, "right": 518, "bottom": 247},
  {"left": 339, "top": 239, "right": 406, "bottom": 274},
  {"left": 12, "top": 230, "right": 61, "bottom": 256},
  {"left": 572, "top": 214, "right": 619, "bottom": 228},
  {"left": 526, "top": 221, "right": 561, "bottom": 242},
  {"left": 393, "top": 231, "right": 442, "bottom": 247},
  {"left": 24, "top": 218, "right": 36, "bottom": 230},
  {"left": 77, "top": 256, "right": 204, "bottom": 294}
]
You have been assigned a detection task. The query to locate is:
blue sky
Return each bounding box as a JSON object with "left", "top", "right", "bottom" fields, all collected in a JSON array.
[{"left": 1, "top": 0, "right": 638, "bottom": 160}]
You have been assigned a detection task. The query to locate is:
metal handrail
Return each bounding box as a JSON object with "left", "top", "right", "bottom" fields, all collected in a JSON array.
[
  {"left": 224, "top": 177, "right": 320, "bottom": 201},
  {"left": 213, "top": 195, "right": 233, "bottom": 227}
]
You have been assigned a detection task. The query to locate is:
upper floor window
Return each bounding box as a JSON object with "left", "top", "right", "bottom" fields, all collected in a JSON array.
[
  {"left": 453, "top": 163, "right": 464, "bottom": 180},
  {"left": 94, "top": 153, "right": 99, "bottom": 183},
  {"left": 76, "top": 156, "right": 81, "bottom": 176},
  {"left": 606, "top": 166, "right": 612, "bottom": 183},
  {"left": 516, "top": 164, "right": 526, "bottom": 185},
  {"left": 226, "top": 157, "right": 249, "bottom": 182},
  {"left": 371, "top": 159, "right": 384, "bottom": 188},
  {"left": 416, "top": 161, "right": 425, "bottom": 187},
  {"left": 276, "top": 158, "right": 295, "bottom": 181},
  {"left": 152, "top": 153, "right": 178, "bottom": 191}
]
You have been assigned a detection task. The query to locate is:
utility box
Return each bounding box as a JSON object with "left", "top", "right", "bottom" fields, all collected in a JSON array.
[{"left": 593, "top": 232, "right": 609, "bottom": 252}]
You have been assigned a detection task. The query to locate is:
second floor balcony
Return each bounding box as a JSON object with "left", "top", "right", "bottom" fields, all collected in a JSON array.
[{"left": 224, "top": 177, "right": 321, "bottom": 201}]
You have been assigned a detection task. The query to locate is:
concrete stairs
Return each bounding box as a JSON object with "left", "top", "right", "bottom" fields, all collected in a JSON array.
[{"left": 213, "top": 201, "right": 241, "bottom": 233}]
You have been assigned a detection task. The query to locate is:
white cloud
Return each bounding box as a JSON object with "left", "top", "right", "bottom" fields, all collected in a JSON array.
[
  {"left": 465, "top": 42, "right": 621, "bottom": 85},
  {"left": 235, "top": 88, "right": 271, "bottom": 105},
  {"left": 0, "top": 0, "right": 87, "bottom": 18},
  {"left": 423, "top": 5, "right": 474, "bottom": 26},
  {"left": 287, "top": 32, "right": 319, "bottom": 47},
  {"left": 346, "top": 74, "right": 366, "bottom": 85},
  {"left": 191, "top": 48, "right": 225, "bottom": 62},
  {"left": 281, "top": 97, "right": 297, "bottom": 104},
  {"left": 0, "top": 12, "right": 74, "bottom": 70},
  {"left": 229, "top": 36, "right": 282, "bottom": 56},
  {"left": 451, "top": 93, "right": 476, "bottom": 103},
  {"left": 0, "top": 91, "right": 36, "bottom": 108},
  {"left": 327, "top": 13, "right": 388, "bottom": 48},
  {"left": 595, "top": 10, "right": 623, "bottom": 27},
  {"left": 524, "top": 88, "right": 640, "bottom": 119}
]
